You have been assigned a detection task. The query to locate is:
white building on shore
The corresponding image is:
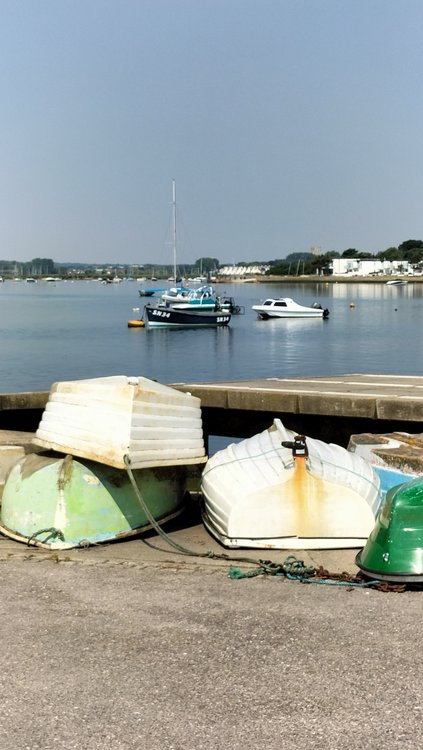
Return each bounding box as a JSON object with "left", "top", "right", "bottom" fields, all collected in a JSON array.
[
  {"left": 218, "top": 264, "right": 270, "bottom": 277},
  {"left": 331, "top": 258, "right": 412, "bottom": 277}
]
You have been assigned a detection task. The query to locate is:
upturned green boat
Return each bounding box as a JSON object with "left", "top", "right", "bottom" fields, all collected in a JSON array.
[
  {"left": 0, "top": 453, "right": 189, "bottom": 549},
  {"left": 356, "top": 477, "right": 423, "bottom": 583}
]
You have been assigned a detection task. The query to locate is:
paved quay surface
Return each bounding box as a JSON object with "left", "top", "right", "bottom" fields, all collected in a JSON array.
[
  {"left": 174, "top": 373, "right": 423, "bottom": 421},
  {"left": 3, "top": 373, "right": 423, "bottom": 424},
  {"left": 0, "top": 508, "right": 422, "bottom": 750}
]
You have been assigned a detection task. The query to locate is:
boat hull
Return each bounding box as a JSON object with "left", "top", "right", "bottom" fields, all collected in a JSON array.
[
  {"left": 0, "top": 453, "right": 189, "bottom": 549},
  {"left": 169, "top": 300, "right": 233, "bottom": 312},
  {"left": 201, "top": 419, "right": 381, "bottom": 549},
  {"left": 144, "top": 304, "right": 231, "bottom": 328},
  {"left": 356, "top": 477, "right": 423, "bottom": 582},
  {"left": 252, "top": 297, "right": 329, "bottom": 319},
  {"left": 202, "top": 512, "right": 370, "bottom": 550},
  {"left": 254, "top": 309, "right": 325, "bottom": 319},
  {"left": 33, "top": 375, "right": 206, "bottom": 470}
]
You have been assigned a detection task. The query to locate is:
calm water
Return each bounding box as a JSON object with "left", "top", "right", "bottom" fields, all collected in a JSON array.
[{"left": 0, "top": 279, "right": 421, "bottom": 393}]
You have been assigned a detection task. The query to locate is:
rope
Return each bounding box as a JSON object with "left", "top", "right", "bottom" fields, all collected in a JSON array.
[
  {"left": 27, "top": 527, "right": 65, "bottom": 546},
  {"left": 124, "top": 456, "right": 400, "bottom": 590},
  {"left": 125, "top": 456, "right": 313, "bottom": 576},
  {"left": 229, "top": 555, "right": 315, "bottom": 580},
  {"left": 124, "top": 456, "right": 229, "bottom": 561},
  {"left": 124, "top": 457, "right": 317, "bottom": 579}
]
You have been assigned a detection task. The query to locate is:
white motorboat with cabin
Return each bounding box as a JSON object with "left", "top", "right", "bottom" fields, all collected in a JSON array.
[
  {"left": 252, "top": 297, "right": 329, "bottom": 319},
  {"left": 201, "top": 419, "right": 381, "bottom": 549}
]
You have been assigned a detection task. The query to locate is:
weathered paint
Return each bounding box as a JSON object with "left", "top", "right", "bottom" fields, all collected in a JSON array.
[
  {"left": 32, "top": 375, "right": 206, "bottom": 469},
  {"left": 0, "top": 453, "right": 189, "bottom": 548},
  {"left": 201, "top": 419, "right": 381, "bottom": 550}
]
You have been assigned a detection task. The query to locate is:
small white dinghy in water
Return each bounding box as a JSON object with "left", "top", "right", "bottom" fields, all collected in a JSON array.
[{"left": 201, "top": 419, "right": 381, "bottom": 549}]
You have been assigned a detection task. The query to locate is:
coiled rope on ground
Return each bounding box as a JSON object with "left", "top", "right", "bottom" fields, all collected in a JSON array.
[{"left": 124, "top": 457, "right": 406, "bottom": 591}]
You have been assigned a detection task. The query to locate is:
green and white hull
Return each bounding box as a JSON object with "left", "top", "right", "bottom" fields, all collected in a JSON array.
[{"left": 0, "top": 453, "right": 189, "bottom": 549}]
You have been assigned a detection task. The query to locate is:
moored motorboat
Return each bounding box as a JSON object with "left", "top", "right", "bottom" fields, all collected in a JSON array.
[
  {"left": 167, "top": 285, "right": 243, "bottom": 314},
  {"left": 252, "top": 297, "right": 329, "bottom": 319},
  {"left": 201, "top": 419, "right": 381, "bottom": 549},
  {"left": 144, "top": 303, "right": 231, "bottom": 328},
  {"left": 160, "top": 285, "right": 194, "bottom": 303},
  {"left": 138, "top": 288, "right": 166, "bottom": 297}
]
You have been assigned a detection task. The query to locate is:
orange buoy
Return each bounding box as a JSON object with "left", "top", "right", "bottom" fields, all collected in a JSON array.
[{"left": 127, "top": 319, "right": 145, "bottom": 328}]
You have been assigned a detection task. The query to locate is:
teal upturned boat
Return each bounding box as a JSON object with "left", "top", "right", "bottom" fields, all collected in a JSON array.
[
  {"left": 356, "top": 477, "right": 423, "bottom": 583},
  {"left": 0, "top": 452, "right": 188, "bottom": 549}
]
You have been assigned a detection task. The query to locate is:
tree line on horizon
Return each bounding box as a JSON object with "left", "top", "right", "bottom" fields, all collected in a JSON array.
[
  {"left": 267, "top": 239, "right": 423, "bottom": 276},
  {"left": 1, "top": 242, "right": 423, "bottom": 278},
  {"left": 0, "top": 256, "right": 222, "bottom": 279}
]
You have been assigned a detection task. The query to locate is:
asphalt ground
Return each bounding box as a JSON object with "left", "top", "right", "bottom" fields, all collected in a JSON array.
[{"left": 0, "top": 503, "right": 422, "bottom": 750}]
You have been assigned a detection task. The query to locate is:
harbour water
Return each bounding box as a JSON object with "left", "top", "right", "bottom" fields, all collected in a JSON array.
[{"left": 0, "top": 279, "right": 421, "bottom": 393}]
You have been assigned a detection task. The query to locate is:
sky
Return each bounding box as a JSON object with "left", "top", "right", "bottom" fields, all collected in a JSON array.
[{"left": 1, "top": 0, "right": 423, "bottom": 266}]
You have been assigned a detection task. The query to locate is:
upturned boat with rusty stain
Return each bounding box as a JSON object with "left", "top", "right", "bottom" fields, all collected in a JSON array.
[{"left": 201, "top": 419, "right": 381, "bottom": 550}]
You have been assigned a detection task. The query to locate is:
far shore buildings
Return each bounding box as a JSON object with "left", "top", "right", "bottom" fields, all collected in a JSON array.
[
  {"left": 218, "top": 259, "right": 418, "bottom": 278},
  {"left": 330, "top": 258, "right": 415, "bottom": 276},
  {"left": 218, "top": 264, "right": 270, "bottom": 277}
]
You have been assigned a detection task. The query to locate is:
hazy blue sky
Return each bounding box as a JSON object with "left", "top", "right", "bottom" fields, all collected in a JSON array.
[{"left": 1, "top": 0, "right": 423, "bottom": 265}]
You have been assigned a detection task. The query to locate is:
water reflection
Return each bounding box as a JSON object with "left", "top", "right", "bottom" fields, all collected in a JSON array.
[
  {"left": 141, "top": 325, "right": 234, "bottom": 383},
  {"left": 330, "top": 281, "right": 423, "bottom": 300},
  {"left": 1, "top": 279, "right": 423, "bottom": 391}
]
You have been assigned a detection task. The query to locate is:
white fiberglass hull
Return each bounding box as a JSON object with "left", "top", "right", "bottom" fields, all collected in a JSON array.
[
  {"left": 253, "top": 305, "right": 324, "bottom": 318},
  {"left": 254, "top": 308, "right": 324, "bottom": 318},
  {"left": 252, "top": 297, "right": 329, "bottom": 319},
  {"left": 201, "top": 419, "right": 381, "bottom": 549}
]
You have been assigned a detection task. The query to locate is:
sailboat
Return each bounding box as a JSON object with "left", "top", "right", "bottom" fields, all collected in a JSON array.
[
  {"left": 143, "top": 182, "right": 232, "bottom": 328},
  {"left": 160, "top": 180, "right": 192, "bottom": 303},
  {"left": 138, "top": 181, "right": 189, "bottom": 300}
]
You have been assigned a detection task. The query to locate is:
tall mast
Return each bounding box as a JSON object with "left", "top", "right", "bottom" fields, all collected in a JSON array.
[{"left": 172, "top": 179, "right": 177, "bottom": 282}]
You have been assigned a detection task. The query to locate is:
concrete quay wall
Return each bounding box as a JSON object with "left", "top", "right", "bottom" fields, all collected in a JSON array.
[
  {"left": 1, "top": 374, "right": 422, "bottom": 448},
  {"left": 172, "top": 374, "right": 423, "bottom": 446}
]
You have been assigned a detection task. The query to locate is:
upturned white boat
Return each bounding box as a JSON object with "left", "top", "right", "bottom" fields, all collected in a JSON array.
[
  {"left": 0, "top": 375, "right": 207, "bottom": 549},
  {"left": 252, "top": 297, "right": 329, "bottom": 319},
  {"left": 201, "top": 419, "right": 381, "bottom": 549},
  {"left": 32, "top": 375, "right": 206, "bottom": 469}
]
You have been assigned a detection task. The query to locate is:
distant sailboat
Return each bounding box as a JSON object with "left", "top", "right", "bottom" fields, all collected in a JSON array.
[{"left": 160, "top": 180, "right": 192, "bottom": 303}]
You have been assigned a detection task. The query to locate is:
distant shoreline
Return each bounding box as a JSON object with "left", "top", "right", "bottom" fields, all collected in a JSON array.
[{"left": 215, "top": 275, "right": 421, "bottom": 284}]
